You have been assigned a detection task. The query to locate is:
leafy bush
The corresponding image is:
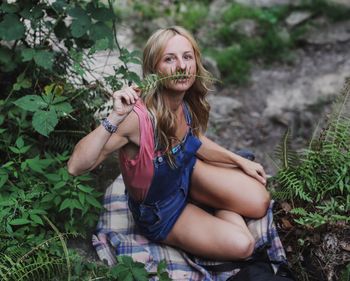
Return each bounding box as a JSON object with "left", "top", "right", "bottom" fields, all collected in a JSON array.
[{"left": 0, "top": 0, "right": 120, "bottom": 242}]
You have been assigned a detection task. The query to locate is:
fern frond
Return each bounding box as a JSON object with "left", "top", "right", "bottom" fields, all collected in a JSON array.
[
  {"left": 325, "top": 76, "right": 350, "bottom": 144},
  {"left": 0, "top": 249, "right": 65, "bottom": 281},
  {"left": 273, "top": 128, "right": 299, "bottom": 169},
  {"left": 138, "top": 68, "right": 220, "bottom": 94},
  {"left": 43, "top": 215, "right": 71, "bottom": 281},
  {"left": 0, "top": 230, "right": 78, "bottom": 281}
]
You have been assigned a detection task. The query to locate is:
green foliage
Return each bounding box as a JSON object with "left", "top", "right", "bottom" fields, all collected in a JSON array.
[
  {"left": 208, "top": 3, "right": 293, "bottom": 83},
  {"left": 0, "top": 139, "right": 103, "bottom": 240},
  {"left": 177, "top": 3, "right": 209, "bottom": 32},
  {"left": 110, "top": 256, "right": 171, "bottom": 281},
  {"left": 0, "top": 220, "right": 74, "bottom": 281},
  {"left": 272, "top": 78, "right": 350, "bottom": 228},
  {"left": 0, "top": 1, "right": 170, "bottom": 280},
  {"left": 300, "top": 0, "right": 350, "bottom": 21}
]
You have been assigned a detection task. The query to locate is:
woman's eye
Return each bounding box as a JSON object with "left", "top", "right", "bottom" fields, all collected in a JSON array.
[
  {"left": 165, "top": 57, "right": 175, "bottom": 63},
  {"left": 184, "top": 54, "right": 193, "bottom": 60}
]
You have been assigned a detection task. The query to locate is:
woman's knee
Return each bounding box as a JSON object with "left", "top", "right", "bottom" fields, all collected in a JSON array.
[
  {"left": 250, "top": 189, "right": 271, "bottom": 218},
  {"left": 228, "top": 232, "right": 255, "bottom": 259}
]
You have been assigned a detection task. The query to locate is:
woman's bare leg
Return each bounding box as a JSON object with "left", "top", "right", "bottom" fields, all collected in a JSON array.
[
  {"left": 164, "top": 203, "right": 255, "bottom": 260},
  {"left": 190, "top": 159, "right": 270, "bottom": 218}
]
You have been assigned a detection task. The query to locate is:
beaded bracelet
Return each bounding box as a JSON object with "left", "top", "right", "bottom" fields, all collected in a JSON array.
[{"left": 101, "top": 118, "right": 118, "bottom": 133}]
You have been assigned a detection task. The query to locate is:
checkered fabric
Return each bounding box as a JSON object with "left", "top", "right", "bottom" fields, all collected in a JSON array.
[{"left": 92, "top": 175, "right": 287, "bottom": 281}]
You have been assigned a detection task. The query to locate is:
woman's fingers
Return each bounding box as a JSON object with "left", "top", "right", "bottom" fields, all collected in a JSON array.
[
  {"left": 113, "top": 86, "right": 139, "bottom": 105},
  {"left": 243, "top": 161, "right": 267, "bottom": 186}
]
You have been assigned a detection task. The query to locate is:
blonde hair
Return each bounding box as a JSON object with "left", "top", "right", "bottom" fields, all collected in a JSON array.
[{"left": 142, "top": 26, "right": 212, "bottom": 165}]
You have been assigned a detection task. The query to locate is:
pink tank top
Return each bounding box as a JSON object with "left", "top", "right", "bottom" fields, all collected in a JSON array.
[{"left": 119, "top": 100, "right": 155, "bottom": 202}]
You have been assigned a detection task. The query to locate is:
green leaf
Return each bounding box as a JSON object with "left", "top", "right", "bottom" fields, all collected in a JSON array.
[
  {"left": 25, "top": 155, "right": 54, "bottom": 173},
  {"left": 9, "top": 146, "right": 20, "bottom": 154},
  {"left": 0, "top": 172, "right": 8, "bottom": 188},
  {"left": 32, "top": 108, "right": 58, "bottom": 136},
  {"left": 34, "top": 50, "right": 55, "bottom": 70},
  {"left": 15, "top": 136, "right": 24, "bottom": 149},
  {"left": 41, "top": 193, "right": 56, "bottom": 203},
  {"left": 0, "top": 198, "right": 14, "bottom": 206},
  {"left": 52, "top": 95, "right": 68, "bottom": 104},
  {"left": 13, "top": 95, "right": 46, "bottom": 112},
  {"left": 53, "top": 85, "right": 64, "bottom": 96},
  {"left": 30, "top": 214, "right": 43, "bottom": 225},
  {"left": 54, "top": 195, "right": 61, "bottom": 206},
  {"left": 159, "top": 271, "right": 172, "bottom": 281},
  {"left": 0, "top": 46, "right": 16, "bottom": 72},
  {"left": 44, "top": 83, "right": 55, "bottom": 95},
  {"left": 78, "top": 193, "right": 85, "bottom": 205},
  {"left": 13, "top": 72, "right": 32, "bottom": 91},
  {"left": 68, "top": 6, "right": 86, "bottom": 18},
  {"left": 52, "top": 0, "right": 67, "bottom": 13},
  {"left": 45, "top": 173, "right": 61, "bottom": 182},
  {"left": 2, "top": 161, "right": 14, "bottom": 168},
  {"left": 21, "top": 48, "right": 36, "bottom": 62},
  {"left": 52, "top": 102, "right": 73, "bottom": 117},
  {"left": 19, "top": 145, "right": 31, "bottom": 154},
  {"left": 9, "top": 218, "right": 31, "bottom": 225},
  {"left": 77, "top": 184, "right": 93, "bottom": 193},
  {"left": 53, "top": 181, "right": 66, "bottom": 190},
  {"left": 89, "top": 22, "right": 112, "bottom": 42},
  {"left": 29, "top": 208, "right": 47, "bottom": 215},
  {"left": 0, "top": 14, "right": 25, "bottom": 41},
  {"left": 92, "top": 38, "right": 110, "bottom": 51},
  {"left": 132, "top": 267, "right": 148, "bottom": 281},
  {"left": 71, "top": 199, "right": 83, "bottom": 210},
  {"left": 90, "top": 7, "right": 115, "bottom": 21},
  {"left": 70, "top": 19, "right": 91, "bottom": 38},
  {"left": 85, "top": 195, "right": 102, "bottom": 208},
  {"left": 69, "top": 7, "right": 91, "bottom": 38},
  {"left": 29, "top": 6, "right": 44, "bottom": 19},
  {"left": 59, "top": 198, "right": 72, "bottom": 212},
  {"left": 0, "top": 3, "right": 19, "bottom": 13},
  {"left": 118, "top": 255, "right": 133, "bottom": 266},
  {"left": 157, "top": 260, "right": 167, "bottom": 274}
]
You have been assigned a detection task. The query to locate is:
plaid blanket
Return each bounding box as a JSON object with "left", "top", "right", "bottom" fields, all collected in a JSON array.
[{"left": 92, "top": 175, "right": 287, "bottom": 281}]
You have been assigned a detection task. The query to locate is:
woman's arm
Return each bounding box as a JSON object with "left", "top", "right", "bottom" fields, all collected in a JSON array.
[
  {"left": 196, "top": 134, "right": 267, "bottom": 185},
  {"left": 67, "top": 86, "right": 140, "bottom": 176}
]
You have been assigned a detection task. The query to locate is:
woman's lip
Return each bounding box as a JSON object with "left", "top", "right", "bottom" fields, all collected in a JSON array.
[{"left": 175, "top": 78, "right": 190, "bottom": 83}]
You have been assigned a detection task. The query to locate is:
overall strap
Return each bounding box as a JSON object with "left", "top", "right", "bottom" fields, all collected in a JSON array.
[
  {"left": 148, "top": 111, "right": 160, "bottom": 154},
  {"left": 182, "top": 101, "right": 192, "bottom": 125}
]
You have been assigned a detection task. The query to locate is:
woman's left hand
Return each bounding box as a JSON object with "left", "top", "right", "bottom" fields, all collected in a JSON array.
[{"left": 237, "top": 158, "right": 267, "bottom": 186}]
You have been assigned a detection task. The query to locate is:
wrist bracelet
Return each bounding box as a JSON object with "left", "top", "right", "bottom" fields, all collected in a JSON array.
[{"left": 101, "top": 118, "right": 118, "bottom": 133}]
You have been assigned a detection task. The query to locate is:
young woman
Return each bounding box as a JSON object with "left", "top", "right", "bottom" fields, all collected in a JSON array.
[{"left": 68, "top": 26, "right": 270, "bottom": 261}]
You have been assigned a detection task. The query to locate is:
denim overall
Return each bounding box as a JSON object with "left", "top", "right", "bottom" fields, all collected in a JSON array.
[{"left": 128, "top": 102, "right": 202, "bottom": 241}]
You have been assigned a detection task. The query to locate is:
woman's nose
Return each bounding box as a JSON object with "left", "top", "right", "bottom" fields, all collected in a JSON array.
[{"left": 176, "top": 58, "right": 186, "bottom": 71}]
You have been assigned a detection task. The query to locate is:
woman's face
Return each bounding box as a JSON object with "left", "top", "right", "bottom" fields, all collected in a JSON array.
[{"left": 157, "top": 34, "right": 197, "bottom": 93}]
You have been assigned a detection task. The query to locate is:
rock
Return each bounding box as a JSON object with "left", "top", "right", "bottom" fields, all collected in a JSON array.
[
  {"left": 234, "top": 0, "right": 300, "bottom": 7},
  {"left": 304, "top": 20, "right": 350, "bottom": 44},
  {"left": 328, "top": 0, "right": 350, "bottom": 8},
  {"left": 285, "top": 11, "right": 312, "bottom": 27},
  {"left": 229, "top": 19, "right": 259, "bottom": 38},
  {"left": 207, "top": 95, "right": 242, "bottom": 120},
  {"left": 150, "top": 17, "right": 175, "bottom": 30},
  {"left": 263, "top": 70, "right": 350, "bottom": 120},
  {"left": 208, "top": 0, "right": 231, "bottom": 19},
  {"left": 202, "top": 56, "right": 221, "bottom": 79}
]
